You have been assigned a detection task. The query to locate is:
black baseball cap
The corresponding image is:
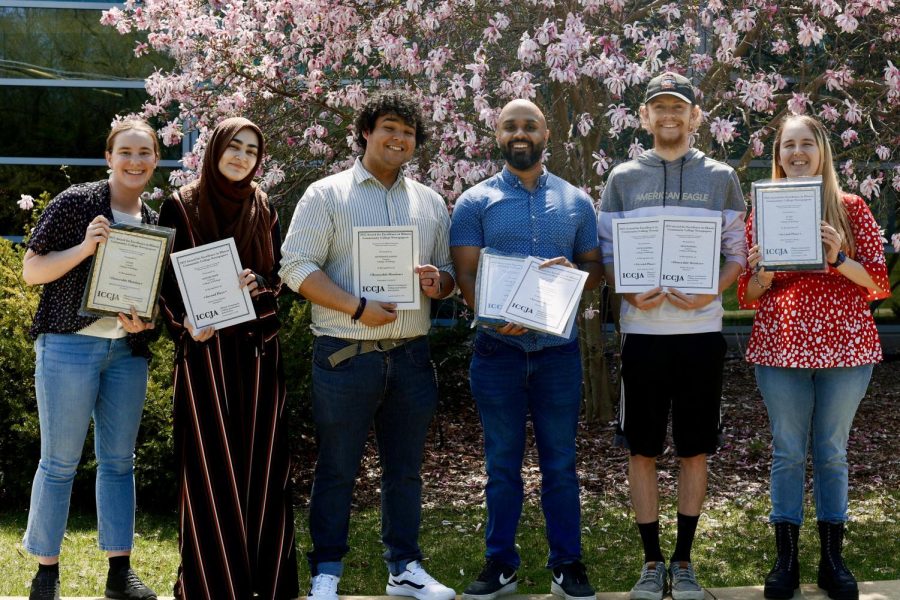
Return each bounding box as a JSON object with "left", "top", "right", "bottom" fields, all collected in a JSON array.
[{"left": 644, "top": 72, "right": 696, "bottom": 104}]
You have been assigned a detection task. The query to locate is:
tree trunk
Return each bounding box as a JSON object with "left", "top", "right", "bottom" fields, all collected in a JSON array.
[{"left": 579, "top": 288, "right": 614, "bottom": 423}]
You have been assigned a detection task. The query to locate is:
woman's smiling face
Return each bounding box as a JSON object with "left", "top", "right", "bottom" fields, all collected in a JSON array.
[{"left": 777, "top": 119, "right": 822, "bottom": 178}]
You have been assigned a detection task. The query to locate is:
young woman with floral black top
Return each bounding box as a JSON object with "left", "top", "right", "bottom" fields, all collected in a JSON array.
[{"left": 22, "top": 119, "right": 160, "bottom": 600}]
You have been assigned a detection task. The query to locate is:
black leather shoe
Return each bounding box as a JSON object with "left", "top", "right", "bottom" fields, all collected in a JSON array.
[
  {"left": 817, "top": 521, "right": 858, "bottom": 600},
  {"left": 764, "top": 522, "right": 800, "bottom": 599},
  {"left": 29, "top": 568, "right": 60, "bottom": 600},
  {"left": 105, "top": 566, "right": 158, "bottom": 600}
]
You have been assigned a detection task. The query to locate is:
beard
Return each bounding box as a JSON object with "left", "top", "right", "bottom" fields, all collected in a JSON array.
[{"left": 501, "top": 140, "right": 544, "bottom": 170}]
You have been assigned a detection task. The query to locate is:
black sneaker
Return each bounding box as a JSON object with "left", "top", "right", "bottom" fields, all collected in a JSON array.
[
  {"left": 29, "top": 568, "right": 60, "bottom": 600},
  {"left": 462, "top": 560, "right": 518, "bottom": 600},
  {"left": 551, "top": 560, "right": 596, "bottom": 600},
  {"left": 105, "top": 566, "right": 158, "bottom": 600}
]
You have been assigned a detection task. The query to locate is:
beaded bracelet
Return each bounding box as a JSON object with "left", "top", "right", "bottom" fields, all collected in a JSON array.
[{"left": 753, "top": 272, "right": 772, "bottom": 291}]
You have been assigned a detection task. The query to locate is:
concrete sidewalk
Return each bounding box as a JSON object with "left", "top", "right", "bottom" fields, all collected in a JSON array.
[{"left": 3, "top": 581, "right": 899, "bottom": 599}]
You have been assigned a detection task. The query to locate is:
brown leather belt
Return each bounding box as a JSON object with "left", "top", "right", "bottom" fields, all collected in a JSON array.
[{"left": 327, "top": 336, "right": 422, "bottom": 367}]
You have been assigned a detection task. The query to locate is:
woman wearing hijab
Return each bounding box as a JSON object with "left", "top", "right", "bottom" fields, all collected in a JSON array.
[{"left": 158, "top": 117, "right": 299, "bottom": 600}]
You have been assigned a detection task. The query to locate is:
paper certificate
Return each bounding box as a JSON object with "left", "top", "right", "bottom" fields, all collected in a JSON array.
[
  {"left": 753, "top": 177, "right": 825, "bottom": 271},
  {"left": 498, "top": 256, "right": 588, "bottom": 337},
  {"left": 612, "top": 216, "right": 721, "bottom": 294},
  {"left": 352, "top": 226, "right": 420, "bottom": 310},
  {"left": 170, "top": 238, "right": 256, "bottom": 331},
  {"left": 80, "top": 223, "right": 174, "bottom": 321},
  {"left": 476, "top": 253, "right": 527, "bottom": 320}
]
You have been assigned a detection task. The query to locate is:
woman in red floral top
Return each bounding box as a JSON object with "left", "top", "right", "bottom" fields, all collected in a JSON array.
[{"left": 738, "top": 115, "right": 889, "bottom": 600}]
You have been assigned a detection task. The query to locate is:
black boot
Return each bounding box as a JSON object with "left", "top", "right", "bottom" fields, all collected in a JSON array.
[
  {"left": 817, "top": 521, "right": 858, "bottom": 600},
  {"left": 764, "top": 522, "right": 800, "bottom": 599}
]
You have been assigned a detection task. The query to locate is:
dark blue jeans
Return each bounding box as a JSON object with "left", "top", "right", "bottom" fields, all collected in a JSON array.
[
  {"left": 307, "top": 335, "right": 437, "bottom": 577},
  {"left": 470, "top": 332, "right": 583, "bottom": 569}
]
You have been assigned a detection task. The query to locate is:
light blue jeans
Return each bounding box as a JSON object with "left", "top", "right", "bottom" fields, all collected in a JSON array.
[
  {"left": 23, "top": 334, "right": 148, "bottom": 556},
  {"left": 755, "top": 364, "right": 873, "bottom": 525}
]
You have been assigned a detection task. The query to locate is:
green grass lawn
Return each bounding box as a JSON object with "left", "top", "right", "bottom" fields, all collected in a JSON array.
[{"left": 2, "top": 491, "right": 898, "bottom": 596}]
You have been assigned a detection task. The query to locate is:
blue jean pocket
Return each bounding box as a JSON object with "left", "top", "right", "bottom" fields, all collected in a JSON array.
[{"left": 473, "top": 333, "right": 501, "bottom": 357}]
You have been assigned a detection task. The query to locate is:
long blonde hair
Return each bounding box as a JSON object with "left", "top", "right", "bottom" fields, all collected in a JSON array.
[{"left": 771, "top": 114, "right": 855, "bottom": 256}]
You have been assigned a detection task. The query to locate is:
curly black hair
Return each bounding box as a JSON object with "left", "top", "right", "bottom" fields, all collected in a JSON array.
[{"left": 354, "top": 88, "right": 428, "bottom": 150}]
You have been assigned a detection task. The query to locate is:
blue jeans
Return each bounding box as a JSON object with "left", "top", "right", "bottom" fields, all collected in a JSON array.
[
  {"left": 755, "top": 364, "right": 873, "bottom": 525},
  {"left": 23, "top": 334, "right": 149, "bottom": 556},
  {"left": 307, "top": 336, "right": 437, "bottom": 577},
  {"left": 470, "top": 332, "right": 583, "bottom": 569}
]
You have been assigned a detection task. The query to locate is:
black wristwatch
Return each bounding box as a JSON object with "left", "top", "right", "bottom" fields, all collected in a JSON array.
[{"left": 829, "top": 251, "right": 847, "bottom": 268}]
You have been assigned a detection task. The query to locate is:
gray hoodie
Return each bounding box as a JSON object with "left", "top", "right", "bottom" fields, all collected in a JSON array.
[{"left": 598, "top": 148, "right": 747, "bottom": 334}]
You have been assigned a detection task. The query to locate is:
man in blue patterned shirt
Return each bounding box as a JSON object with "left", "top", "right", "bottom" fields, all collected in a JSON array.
[{"left": 450, "top": 99, "right": 603, "bottom": 600}]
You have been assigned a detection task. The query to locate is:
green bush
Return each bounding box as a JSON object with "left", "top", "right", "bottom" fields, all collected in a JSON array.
[{"left": 0, "top": 238, "right": 41, "bottom": 506}]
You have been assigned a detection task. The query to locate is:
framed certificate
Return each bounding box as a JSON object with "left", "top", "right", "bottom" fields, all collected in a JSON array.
[
  {"left": 170, "top": 237, "right": 257, "bottom": 331},
  {"left": 351, "top": 226, "right": 420, "bottom": 310},
  {"left": 612, "top": 216, "right": 722, "bottom": 294},
  {"left": 752, "top": 176, "right": 825, "bottom": 271},
  {"left": 79, "top": 222, "right": 175, "bottom": 321}
]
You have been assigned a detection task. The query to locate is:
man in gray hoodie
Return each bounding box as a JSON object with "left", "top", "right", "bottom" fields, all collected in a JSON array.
[{"left": 597, "top": 72, "right": 747, "bottom": 600}]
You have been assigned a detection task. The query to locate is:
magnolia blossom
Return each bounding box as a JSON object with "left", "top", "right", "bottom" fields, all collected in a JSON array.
[
  {"left": 819, "top": 104, "right": 841, "bottom": 122},
  {"left": 796, "top": 17, "right": 825, "bottom": 46},
  {"left": 876, "top": 145, "right": 891, "bottom": 161},
  {"left": 732, "top": 9, "right": 756, "bottom": 31},
  {"left": 818, "top": 0, "right": 841, "bottom": 17},
  {"left": 517, "top": 34, "right": 540, "bottom": 65},
  {"left": 885, "top": 61, "right": 900, "bottom": 102},
  {"left": 840, "top": 128, "right": 859, "bottom": 147},
  {"left": 843, "top": 100, "right": 863, "bottom": 124},
  {"left": 859, "top": 173, "right": 882, "bottom": 200},
  {"left": 787, "top": 93, "right": 809, "bottom": 114},
  {"left": 709, "top": 117, "right": 738, "bottom": 145},
  {"left": 17, "top": 194, "right": 35, "bottom": 210},
  {"left": 628, "top": 139, "right": 644, "bottom": 159},
  {"left": 841, "top": 160, "right": 855, "bottom": 178},
  {"left": 577, "top": 113, "right": 593, "bottom": 137},
  {"left": 97, "top": 0, "right": 897, "bottom": 234},
  {"left": 658, "top": 3, "right": 681, "bottom": 23},
  {"left": 592, "top": 150, "right": 610, "bottom": 176},
  {"left": 771, "top": 39, "right": 790, "bottom": 54},
  {"left": 750, "top": 133, "right": 765, "bottom": 157},
  {"left": 835, "top": 12, "right": 859, "bottom": 33},
  {"left": 892, "top": 233, "right": 900, "bottom": 252}
]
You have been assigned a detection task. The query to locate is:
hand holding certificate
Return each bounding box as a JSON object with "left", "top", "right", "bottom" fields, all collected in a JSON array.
[
  {"left": 352, "top": 226, "right": 420, "bottom": 309},
  {"left": 752, "top": 176, "right": 825, "bottom": 271},
  {"left": 80, "top": 222, "right": 175, "bottom": 321},
  {"left": 170, "top": 237, "right": 257, "bottom": 331},
  {"left": 497, "top": 256, "right": 588, "bottom": 337},
  {"left": 612, "top": 216, "right": 721, "bottom": 295}
]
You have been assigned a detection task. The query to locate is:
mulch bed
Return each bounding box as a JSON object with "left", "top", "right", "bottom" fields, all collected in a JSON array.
[{"left": 291, "top": 354, "right": 900, "bottom": 511}]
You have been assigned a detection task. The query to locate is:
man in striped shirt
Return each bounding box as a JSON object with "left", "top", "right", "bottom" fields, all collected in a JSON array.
[{"left": 280, "top": 89, "right": 456, "bottom": 600}]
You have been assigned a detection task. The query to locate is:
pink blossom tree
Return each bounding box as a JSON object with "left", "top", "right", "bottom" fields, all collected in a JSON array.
[{"left": 104, "top": 0, "right": 900, "bottom": 418}]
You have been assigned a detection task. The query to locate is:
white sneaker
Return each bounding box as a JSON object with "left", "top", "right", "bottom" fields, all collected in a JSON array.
[
  {"left": 386, "top": 561, "right": 456, "bottom": 600},
  {"left": 308, "top": 573, "right": 340, "bottom": 600}
]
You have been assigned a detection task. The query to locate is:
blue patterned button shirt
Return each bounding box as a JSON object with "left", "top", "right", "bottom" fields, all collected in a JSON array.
[{"left": 450, "top": 166, "right": 599, "bottom": 351}]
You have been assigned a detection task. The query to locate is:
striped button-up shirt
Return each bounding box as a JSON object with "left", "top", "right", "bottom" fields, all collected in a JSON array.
[{"left": 280, "top": 158, "right": 454, "bottom": 340}]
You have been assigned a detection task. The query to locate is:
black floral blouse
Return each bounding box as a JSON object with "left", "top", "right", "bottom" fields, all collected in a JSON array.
[{"left": 27, "top": 180, "right": 159, "bottom": 358}]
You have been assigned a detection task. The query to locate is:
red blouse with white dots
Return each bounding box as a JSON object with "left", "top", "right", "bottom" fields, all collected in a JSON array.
[{"left": 738, "top": 194, "right": 890, "bottom": 368}]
